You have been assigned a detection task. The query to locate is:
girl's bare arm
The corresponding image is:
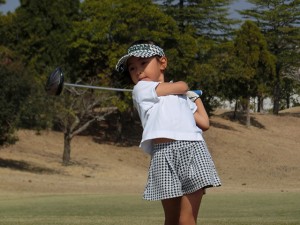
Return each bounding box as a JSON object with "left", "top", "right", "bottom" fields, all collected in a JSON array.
[
  {"left": 194, "top": 98, "right": 210, "bottom": 131},
  {"left": 155, "top": 81, "right": 189, "bottom": 96}
]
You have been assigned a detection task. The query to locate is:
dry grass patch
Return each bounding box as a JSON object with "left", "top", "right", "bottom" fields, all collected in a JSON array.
[{"left": 0, "top": 107, "right": 300, "bottom": 195}]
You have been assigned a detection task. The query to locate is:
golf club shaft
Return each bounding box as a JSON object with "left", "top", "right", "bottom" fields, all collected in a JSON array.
[
  {"left": 64, "top": 83, "right": 132, "bottom": 92},
  {"left": 65, "top": 83, "right": 202, "bottom": 95}
]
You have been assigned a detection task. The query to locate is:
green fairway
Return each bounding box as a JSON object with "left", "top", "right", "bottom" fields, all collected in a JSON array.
[
  {"left": 201, "top": 192, "right": 300, "bottom": 225},
  {"left": 0, "top": 192, "right": 299, "bottom": 225}
]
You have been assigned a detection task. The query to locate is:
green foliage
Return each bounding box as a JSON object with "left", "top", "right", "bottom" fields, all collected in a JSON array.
[
  {"left": 218, "top": 20, "right": 276, "bottom": 110},
  {"left": 67, "top": 0, "right": 183, "bottom": 113},
  {"left": 0, "top": 0, "right": 299, "bottom": 144},
  {"left": 0, "top": 12, "right": 15, "bottom": 46},
  {"left": 185, "top": 37, "right": 228, "bottom": 112},
  {"left": 0, "top": 47, "right": 32, "bottom": 145},
  {"left": 12, "top": 0, "right": 80, "bottom": 73},
  {"left": 241, "top": 0, "right": 300, "bottom": 113},
  {"left": 153, "top": 0, "right": 238, "bottom": 113},
  {"left": 17, "top": 81, "right": 55, "bottom": 131},
  {"left": 68, "top": 0, "right": 179, "bottom": 81},
  {"left": 242, "top": 0, "right": 300, "bottom": 70},
  {"left": 0, "top": 0, "right": 82, "bottom": 134},
  {"left": 233, "top": 21, "right": 275, "bottom": 96},
  {"left": 156, "top": 0, "right": 237, "bottom": 39}
]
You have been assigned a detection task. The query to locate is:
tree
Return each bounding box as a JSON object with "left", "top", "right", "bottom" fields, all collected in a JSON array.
[
  {"left": 153, "top": 0, "right": 239, "bottom": 113},
  {"left": 0, "top": 8, "right": 15, "bottom": 46},
  {"left": 230, "top": 21, "right": 275, "bottom": 126},
  {"left": 0, "top": 0, "right": 5, "bottom": 8},
  {"left": 0, "top": 46, "right": 32, "bottom": 145},
  {"left": 68, "top": 0, "right": 180, "bottom": 84},
  {"left": 0, "top": 0, "right": 82, "bottom": 133},
  {"left": 0, "top": 0, "right": 82, "bottom": 132},
  {"left": 241, "top": 0, "right": 300, "bottom": 114},
  {"left": 154, "top": 0, "right": 237, "bottom": 39},
  {"left": 55, "top": 0, "right": 181, "bottom": 164},
  {"left": 51, "top": 83, "right": 118, "bottom": 165},
  {"left": 0, "top": 0, "right": 5, "bottom": 15},
  {"left": 12, "top": 0, "right": 80, "bottom": 73}
]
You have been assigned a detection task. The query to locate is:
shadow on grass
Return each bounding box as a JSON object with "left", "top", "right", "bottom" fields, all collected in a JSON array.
[
  {"left": 0, "top": 158, "right": 60, "bottom": 174},
  {"left": 279, "top": 112, "right": 300, "bottom": 118},
  {"left": 213, "top": 111, "right": 265, "bottom": 129},
  {"left": 210, "top": 120, "right": 237, "bottom": 131}
]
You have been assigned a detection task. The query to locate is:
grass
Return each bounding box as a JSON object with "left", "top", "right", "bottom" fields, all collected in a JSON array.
[
  {"left": 0, "top": 192, "right": 300, "bottom": 225},
  {"left": 201, "top": 192, "right": 300, "bottom": 225}
]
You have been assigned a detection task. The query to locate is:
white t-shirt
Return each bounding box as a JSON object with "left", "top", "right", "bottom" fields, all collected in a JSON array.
[{"left": 132, "top": 81, "right": 203, "bottom": 154}]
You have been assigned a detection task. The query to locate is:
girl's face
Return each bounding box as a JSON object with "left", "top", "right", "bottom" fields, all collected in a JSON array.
[{"left": 127, "top": 56, "right": 167, "bottom": 84}]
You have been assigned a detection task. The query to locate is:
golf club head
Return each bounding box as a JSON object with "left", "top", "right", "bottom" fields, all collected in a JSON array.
[{"left": 45, "top": 67, "right": 64, "bottom": 96}]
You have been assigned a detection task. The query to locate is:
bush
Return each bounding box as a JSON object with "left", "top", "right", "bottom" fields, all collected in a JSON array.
[{"left": 0, "top": 64, "right": 31, "bottom": 145}]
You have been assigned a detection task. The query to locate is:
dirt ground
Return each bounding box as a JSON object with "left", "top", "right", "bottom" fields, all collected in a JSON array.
[{"left": 1, "top": 108, "right": 300, "bottom": 196}]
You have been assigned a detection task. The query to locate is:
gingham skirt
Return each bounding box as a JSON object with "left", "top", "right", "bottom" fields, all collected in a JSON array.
[{"left": 143, "top": 140, "right": 221, "bottom": 201}]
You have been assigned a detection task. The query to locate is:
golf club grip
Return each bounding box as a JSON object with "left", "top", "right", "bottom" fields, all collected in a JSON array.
[{"left": 192, "top": 90, "right": 203, "bottom": 96}]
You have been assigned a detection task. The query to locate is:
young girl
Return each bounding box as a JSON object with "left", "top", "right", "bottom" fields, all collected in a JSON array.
[{"left": 116, "top": 40, "right": 221, "bottom": 225}]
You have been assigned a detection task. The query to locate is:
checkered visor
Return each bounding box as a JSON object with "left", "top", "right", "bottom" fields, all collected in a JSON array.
[{"left": 115, "top": 44, "right": 165, "bottom": 73}]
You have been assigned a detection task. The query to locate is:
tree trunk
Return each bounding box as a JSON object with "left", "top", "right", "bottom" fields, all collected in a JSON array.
[
  {"left": 257, "top": 95, "right": 261, "bottom": 113},
  {"left": 63, "top": 133, "right": 72, "bottom": 165},
  {"left": 179, "top": 0, "right": 184, "bottom": 33},
  {"left": 286, "top": 93, "right": 290, "bottom": 109},
  {"left": 273, "top": 67, "right": 281, "bottom": 115},
  {"left": 273, "top": 82, "right": 280, "bottom": 115},
  {"left": 246, "top": 97, "right": 251, "bottom": 127},
  {"left": 233, "top": 100, "right": 238, "bottom": 120}
]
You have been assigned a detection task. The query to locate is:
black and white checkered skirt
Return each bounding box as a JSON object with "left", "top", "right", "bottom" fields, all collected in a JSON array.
[{"left": 143, "top": 140, "right": 221, "bottom": 201}]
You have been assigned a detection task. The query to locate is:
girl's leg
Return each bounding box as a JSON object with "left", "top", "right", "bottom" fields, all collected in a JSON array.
[
  {"left": 161, "top": 197, "right": 181, "bottom": 225},
  {"left": 161, "top": 189, "right": 205, "bottom": 225},
  {"left": 179, "top": 189, "right": 205, "bottom": 225}
]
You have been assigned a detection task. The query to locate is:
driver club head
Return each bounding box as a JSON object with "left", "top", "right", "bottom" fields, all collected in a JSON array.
[{"left": 45, "top": 67, "right": 64, "bottom": 96}]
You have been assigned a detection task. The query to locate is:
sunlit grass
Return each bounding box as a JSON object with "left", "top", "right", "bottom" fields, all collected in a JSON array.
[
  {"left": 201, "top": 192, "right": 300, "bottom": 225},
  {"left": 0, "top": 192, "right": 299, "bottom": 225}
]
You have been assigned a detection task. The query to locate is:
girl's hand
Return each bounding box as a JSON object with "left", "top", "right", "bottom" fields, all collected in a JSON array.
[{"left": 186, "top": 91, "right": 200, "bottom": 102}]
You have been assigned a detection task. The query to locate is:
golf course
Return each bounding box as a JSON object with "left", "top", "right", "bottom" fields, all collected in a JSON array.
[{"left": 1, "top": 108, "right": 299, "bottom": 225}]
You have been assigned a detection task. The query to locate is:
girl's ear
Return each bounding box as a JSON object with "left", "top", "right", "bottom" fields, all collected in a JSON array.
[{"left": 159, "top": 56, "right": 167, "bottom": 71}]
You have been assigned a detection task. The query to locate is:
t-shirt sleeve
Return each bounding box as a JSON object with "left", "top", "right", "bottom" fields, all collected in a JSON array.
[{"left": 132, "top": 81, "right": 160, "bottom": 111}]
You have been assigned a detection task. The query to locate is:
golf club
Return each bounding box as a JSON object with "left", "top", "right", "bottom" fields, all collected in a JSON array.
[
  {"left": 45, "top": 67, "right": 202, "bottom": 96},
  {"left": 45, "top": 67, "right": 132, "bottom": 96}
]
